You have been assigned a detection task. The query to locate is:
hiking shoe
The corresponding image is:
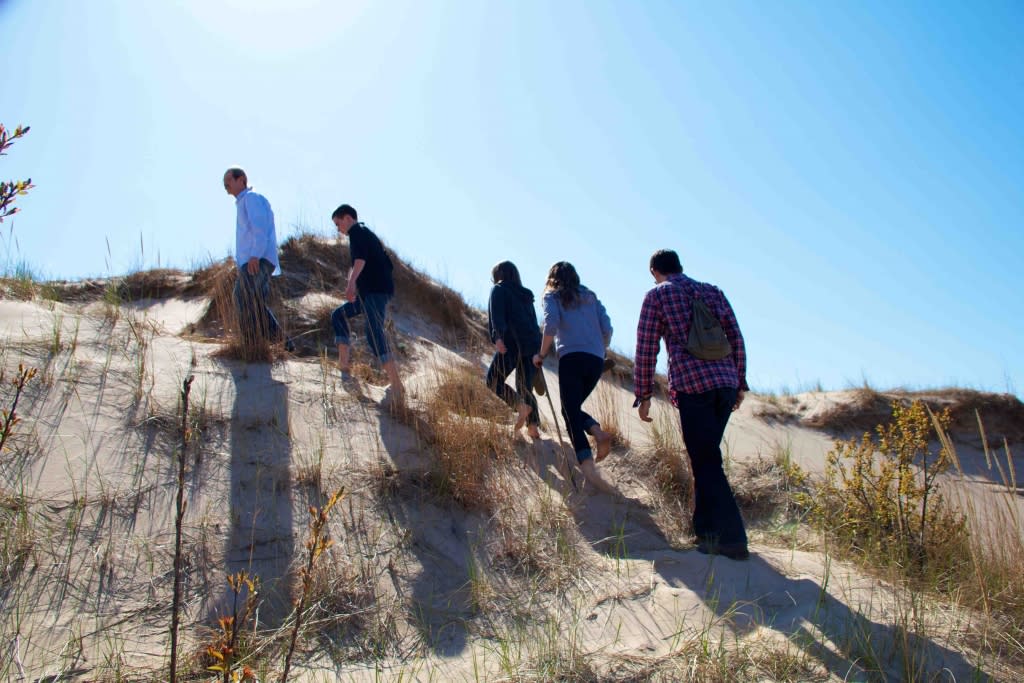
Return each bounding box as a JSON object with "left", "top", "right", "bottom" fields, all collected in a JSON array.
[
  {"left": 696, "top": 541, "right": 749, "bottom": 561},
  {"left": 720, "top": 545, "right": 750, "bottom": 561},
  {"left": 284, "top": 338, "right": 296, "bottom": 353},
  {"left": 339, "top": 370, "right": 358, "bottom": 387}
]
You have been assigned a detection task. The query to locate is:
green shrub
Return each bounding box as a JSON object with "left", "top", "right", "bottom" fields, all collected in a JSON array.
[{"left": 808, "top": 400, "right": 969, "bottom": 579}]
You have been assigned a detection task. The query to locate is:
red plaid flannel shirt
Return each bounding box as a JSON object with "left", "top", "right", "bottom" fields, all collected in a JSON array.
[{"left": 633, "top": 273, "right": 748, "bottom": 403}]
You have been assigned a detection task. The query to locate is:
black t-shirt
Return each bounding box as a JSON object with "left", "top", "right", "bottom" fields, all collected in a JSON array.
[{"left": 348, "top": 223, "right": 394, "bottom": 295}]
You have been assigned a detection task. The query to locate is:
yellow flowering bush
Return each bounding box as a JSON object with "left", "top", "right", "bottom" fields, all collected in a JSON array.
[{"left": 810, "top": 400, "right": 969, "bottom": 578}]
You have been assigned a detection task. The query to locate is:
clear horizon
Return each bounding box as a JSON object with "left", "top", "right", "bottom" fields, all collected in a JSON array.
[{"left": 2, "top": 0, "right": 1021, "bottom": 396}]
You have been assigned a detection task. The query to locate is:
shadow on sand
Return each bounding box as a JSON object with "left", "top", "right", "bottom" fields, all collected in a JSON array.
[
  {"left": 373, "top": 403, "right": 473, "bottom": 658},
  {"left": 653, "top": 552, "right": 983, "bottom": 681},
  {"left": 220, "top": 361, "right": 295, "bottom": 625}
]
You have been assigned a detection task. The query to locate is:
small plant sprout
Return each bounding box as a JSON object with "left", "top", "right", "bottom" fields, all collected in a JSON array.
[
  {"left": 1, "top": 364, "right": 36, "bottom": 454},
  {"left": 169, "top": 375, "right": 194, "bottom": 682},
  {"left": 0, "top": 123, "right": 33, "bottom": 223},
  {"left": 206, "top": 571, "right": 260, "bottom": 682},
  {"left": 281, "top": 486, "right": 346, "bottom": 681}
]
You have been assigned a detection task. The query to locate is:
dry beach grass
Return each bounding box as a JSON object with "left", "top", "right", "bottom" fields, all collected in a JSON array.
[{"left": 0, "top": 237, "right": 1022, "bottom": 680}]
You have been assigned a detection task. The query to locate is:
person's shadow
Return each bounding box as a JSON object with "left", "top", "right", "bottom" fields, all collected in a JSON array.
[
  {"left": 653, "top": 552, "right": 983, "bottom": 681},
  {"left": 220, "top": 361, "right": 295, "bottom": 625},
  {"left": 373, "top": 404, "right": 471, "bottom": 658}
]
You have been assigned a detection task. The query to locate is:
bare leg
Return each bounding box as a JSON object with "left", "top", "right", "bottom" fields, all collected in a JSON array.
[
  {"left": 337, "top": 343, "right": 351, "bottom": 372},
  {"left": 579, "top": 459, "right": 615, "bottom": 494},
  {"left": 587, "top": 424, "right": 613, "bottom": 462},
  {"left": 514, "top": 403, "right": 532, "bottom": 431}
]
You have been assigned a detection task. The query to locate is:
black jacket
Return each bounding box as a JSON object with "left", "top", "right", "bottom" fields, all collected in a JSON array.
[{"left": 488, "top": 282, "right": 542, "bottom": 356}]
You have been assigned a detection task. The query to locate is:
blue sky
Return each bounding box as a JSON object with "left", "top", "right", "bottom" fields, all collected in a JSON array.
[{"left": 2, "top": 0, "right": 1021, "bottom": 394}]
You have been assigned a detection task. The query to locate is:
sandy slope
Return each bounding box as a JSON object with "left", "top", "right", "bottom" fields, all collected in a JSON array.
[{"left": 0, "top": 296, "right": 1017, "bottom": 681}]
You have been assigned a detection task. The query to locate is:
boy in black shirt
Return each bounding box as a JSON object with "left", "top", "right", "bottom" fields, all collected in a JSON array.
[{"left": 331, "top": 204, "right": 404, "bottom": 400}]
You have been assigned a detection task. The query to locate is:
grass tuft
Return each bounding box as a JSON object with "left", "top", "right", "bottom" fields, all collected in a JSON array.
[{"left": 421, "top": 363, "right": 515, "bottom": 511}]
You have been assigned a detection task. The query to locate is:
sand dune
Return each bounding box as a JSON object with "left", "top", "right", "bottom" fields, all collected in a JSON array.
[{"left": 0, "top": 266, "right": 1020, "bottom": 680}]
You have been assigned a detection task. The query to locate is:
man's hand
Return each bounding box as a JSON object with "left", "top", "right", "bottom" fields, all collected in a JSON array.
[
  {"left": 495, "top": 339, "right": 507, "bottom": 354},
  {"left": 733, "top": 390, "right": 746, "bottom": 412},
  {"left": 638, "top": 398, "right": 653, "bottom": 423},
  {"left": 247, "top": 257, "right": 260, "bottom": 275},
  {"left": 532, "top": 354, "right": 543, "bottom": 368},
  {"left": 345, "top": 283, "right": 357, "bottom": 303}
]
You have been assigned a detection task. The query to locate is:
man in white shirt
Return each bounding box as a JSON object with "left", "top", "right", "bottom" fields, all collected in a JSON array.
[{"left": 223, "top": 167, "right": 292, "bottom": 351}]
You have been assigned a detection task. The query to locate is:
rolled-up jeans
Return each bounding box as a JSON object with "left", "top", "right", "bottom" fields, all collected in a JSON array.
[
  {"left": 233, "top": 258, "right": 281, "bottom": 343},
  {"left": 331, "top": 293, "right": 392, "bottom": 363}
]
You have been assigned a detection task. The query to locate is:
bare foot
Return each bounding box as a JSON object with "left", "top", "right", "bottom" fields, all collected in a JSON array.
[
  {"left": 593, "top": 429, "right": 613, "bottom": 462},
  {"left": 514, "top": 403, "right": 532, "bottom": 431}
]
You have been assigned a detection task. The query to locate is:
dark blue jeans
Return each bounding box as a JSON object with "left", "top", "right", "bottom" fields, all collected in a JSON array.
[
  {"left": 558, "top": 352, "right": 603, "bottom": 462},
  {"left": 486, "top": 345, "right": 540, "bottom": 426},
  {"left": 331, "top": 293, "right": 392, "bottom": 363},
  {"left": 233, "top": 259, "right": 282, "bottom": 343},
  {"left": 676, "top": 387, "right": 747, "bottom": 548}
]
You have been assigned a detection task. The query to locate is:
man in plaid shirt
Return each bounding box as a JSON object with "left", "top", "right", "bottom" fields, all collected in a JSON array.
[{"left": 633, "top": 249, "right": 750, "bottom": 560}]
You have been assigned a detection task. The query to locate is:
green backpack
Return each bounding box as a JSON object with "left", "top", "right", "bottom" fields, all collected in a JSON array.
[{"left": 686, "top": 294, "right": 733, "bottom": 360}]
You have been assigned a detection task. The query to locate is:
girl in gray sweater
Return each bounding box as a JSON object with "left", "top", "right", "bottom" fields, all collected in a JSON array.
[{"left": 533, "top": 261, "right": 616, "bottom": 493}]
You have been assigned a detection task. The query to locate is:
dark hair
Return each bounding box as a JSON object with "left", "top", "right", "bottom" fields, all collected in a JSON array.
[
  {"left": 649, "top": 249, "right": 683, "bottom": 275},
  {"left": 331, "top": 204, "right": 358, "bottom": 221},
  {"left": 545, "top": 261, "right": 583, "bottom": 309},
  {"left": 225, "top": 166, "right": 247, "bottom": 183},
  {"left": 491, "top": 261, "right": 522, "bottom": 287}
]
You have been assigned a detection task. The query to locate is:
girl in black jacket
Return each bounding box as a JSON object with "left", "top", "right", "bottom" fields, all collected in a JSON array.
[{"left": 487, "top": 261, "right": 542, "bottom": 437}]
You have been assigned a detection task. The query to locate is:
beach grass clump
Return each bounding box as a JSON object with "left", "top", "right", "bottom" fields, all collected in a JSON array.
[
  {"left": 630, "top": 407, "right": 694, "bottom": 542},
  {"left": 593, "top": 380, "right": 630, "bottom": 449},
  {"left": 421, "top": 364, "right": 516, "bottom": 511},
  {"left": 492, "top": 491, "right": 585, "bottom": 590},
  {"left": 732, "top": 443, "right": 809, "bottom": 526}
]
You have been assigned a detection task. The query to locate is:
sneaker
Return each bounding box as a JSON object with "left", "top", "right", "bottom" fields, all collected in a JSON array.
[
  {"left": 339, "top": 370, "right": 358, "bottom": 387},
  {"left": 284, "top": 338, "right": 296, "bottom": 353},
  {"left": 532, "top": 370, "right": 547, "bottom": 397}
]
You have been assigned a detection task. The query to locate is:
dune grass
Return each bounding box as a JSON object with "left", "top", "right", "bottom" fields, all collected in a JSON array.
[{"left": 1, "top": 257, "right": 1022, "bottom": 680}]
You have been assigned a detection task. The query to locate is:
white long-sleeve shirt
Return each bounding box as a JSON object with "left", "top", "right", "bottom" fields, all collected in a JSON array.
[{"left": 234, "top": 188, "right": 280, "bottom": 272}]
